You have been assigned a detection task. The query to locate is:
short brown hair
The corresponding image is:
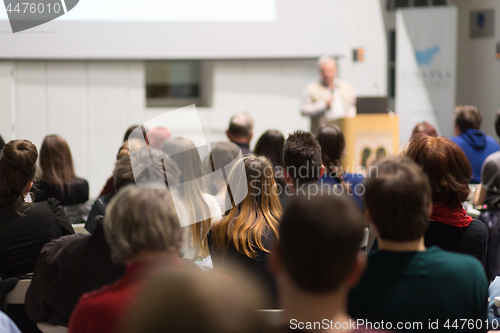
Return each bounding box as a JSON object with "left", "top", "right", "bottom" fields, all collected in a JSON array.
[
  {"left": 364, "top": 157, "right": 431, "bottom": 242},
  {"left": 283, "top": 130, "right": 322, "bottom": 185},
  {"left": 411, "top": 121, "right": 438, "bottom": 139},
  {"left": 279, "top": 192, "right": 364, "bottom": 293},
  {"left": 454, "top": 105, "right": 482, "bottom": 132},
  {"left": 406, "top": 134, "right": 471, "bottom": 209}
]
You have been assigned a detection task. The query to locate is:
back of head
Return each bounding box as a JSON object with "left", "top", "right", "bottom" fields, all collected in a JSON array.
[
  {"left": 364, "top": 157, "right": 431, "bottom": 242},
  {"left": 454, "top": 105, "right": 482, "bottom": 133},
  {"left": 209, "top": 141, "right": 241, "bottom": 172},
  {"left": 0, "top": 140, "right": 38, "bottom": 214},
  {"left": 411, "top": 121, "right": 438, "bottom": 139},
  {"left": 254, "top": 130, "right": 285, "bottom": 168},
  {"left": 406, "top": 134, "right": 470, "bottom": 209},
  {"left": 39, "top": 134, "right": 76, "bottom": 189},
  {"left": 147, "top": 127, "right": 172, "bottom": 150},
  {"left": 122, "top": 270, "right": 267, "bottom": 333},
  {"left": 104, "top": 185, "right": 182, "bottom": 263},
  {"left": 283, "top": 130, "right": 322, "bottom": 184},
  {"left": 129, "top": 148, "right": 181, "bottom": 190},
  {"left": 123, "top": 125, "right": 140, "bottom": 143},
  {"left": 213, "top": 155, "right": 282, "bottom": 259},
  {"left": 279, "top": 192, "right": 364, "bottom": 293},
  {"left": 228, "top": 113, "right": 254, "bottom": 139},
  {"left": 113, "top": 155, "right": 135, "bottom": 192},
  {"left": 316, "top": 124, "right": 345, "bottom": 169},
  {"left": 161, "top": 137, "right": 204, "bottom": 185}
]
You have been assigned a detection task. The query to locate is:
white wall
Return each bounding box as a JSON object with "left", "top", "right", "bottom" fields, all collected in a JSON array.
[
  {"left": 450, "top": 0, "right": 500, "bottom": 139},
  {"left": 337, "top": 0, "right": 388, "bottom": 97}
]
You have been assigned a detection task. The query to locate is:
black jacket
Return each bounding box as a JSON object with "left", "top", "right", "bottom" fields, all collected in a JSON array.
[
  {"left": 25, "top": 217, "right": 126, "bottom": 327},
  {"left": 0, "top": 198, "right": 74, "bottom": 277}
]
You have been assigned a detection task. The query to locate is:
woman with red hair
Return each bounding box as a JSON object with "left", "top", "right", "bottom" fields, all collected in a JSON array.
[{"left": 406, "top": 134, "right": 488, "bottom": 266}]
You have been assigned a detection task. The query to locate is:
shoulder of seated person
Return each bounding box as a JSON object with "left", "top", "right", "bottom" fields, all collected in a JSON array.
[{"left": 40, "top": 233, "right": 90, "bottom": 258}]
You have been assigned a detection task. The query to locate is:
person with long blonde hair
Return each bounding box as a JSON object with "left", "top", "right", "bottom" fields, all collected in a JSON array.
[
  {"left": 208, "top": 155, "right": 282, "bottom": 300},
  {"left": 161, "top": 137, "right": 221, "bottom": 261}
]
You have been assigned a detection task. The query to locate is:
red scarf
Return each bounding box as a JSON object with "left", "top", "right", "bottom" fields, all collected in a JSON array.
[{"left": 429, "top": 201, "right": 472, "bottom": 227}]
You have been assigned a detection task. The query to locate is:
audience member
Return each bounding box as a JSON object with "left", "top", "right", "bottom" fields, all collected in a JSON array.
[
  {"left": 33, "top": 135, "right": 89, "bottom": 223},
  {"left": 0, "top": 140, "right": 74, "bottom": 277},
  {"left": 254, "top": 129, "right": 286, "bottom": 191},
  {"left": 207, "top": 141, "right": 241, "bottom": 213},
  {"left": 121, "top": 270, "right": 268, "bottom": 333},
  {"left": 24, "top": 153, "right": 148, "bottom": 326},
  {"left": 98, "top": 138, "right": 147, "bottom": 198},
  {"left": 406, "top": 134, "right": 488, "bottom": 266},
  {"left": 411, "top": 121, "right": 438, "bottom": 139},
  {"left": 87, "top": 141, "right": 149, "bottom": 233},
  {"left": 270, "top": 191, "right": 383, "bottom": 332},
  {"left": 68, "top": 185, "right": 185, "bottom": 333},
  {"left": 283, "top": 130, "right": 324, "bottom": 188},
  {"left": 451, "top": 105, "right": 499, "bottom": 183},
  {"left": 473, "top": 110, "right": 500, "bottom": 280},
  {"left": 349, "top": 157, "right": 488, "bottom": 332},
  {"left": 226, "top": 113, "right": 254, "bottom": 155},
  {"left": 147, "top": 126, "right": 172, "bottom": 150},
  {"left": 209, "top": 155, "right": 282, "bottom": 303},
  {"left": 281, "top": 130, "right": 324, "bottom": 208},
  {"left": 33, "top": 134, "right": 89, "bottom": 206},
  {"left": 476, "top": 110, "right": 500, "bottom": 207},
  {"left": 161, "top": 137, "right": 221, "bottom": 261},
  {"left": 123, "top": 125, "right": 140, "bottom": 143},
  {"left": 25, "top": 214, "right": 126, "bottom": 327},
  {"left": 317, "top": 124, "right": 364, "bottom": 209}
]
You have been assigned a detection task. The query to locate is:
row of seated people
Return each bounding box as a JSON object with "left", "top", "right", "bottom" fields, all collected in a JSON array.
[{"left": 0, "top": 108, "right": 497, "bottom": 332}]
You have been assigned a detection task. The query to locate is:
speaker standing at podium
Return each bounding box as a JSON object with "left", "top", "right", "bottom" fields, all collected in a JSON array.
[{"left": 301, "top": 55, "right": 357, "bottom": 134}]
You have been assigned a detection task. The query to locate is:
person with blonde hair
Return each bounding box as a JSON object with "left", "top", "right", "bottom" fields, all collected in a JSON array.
[
  {"left": 161, "top": 137, "right": 221, "bottom": 261},
  {"left": 68, "top": 185, "right": 185, "bottom": 333},
  {"left": 208, "top": 155, "right": 282, "bottom": 300}
]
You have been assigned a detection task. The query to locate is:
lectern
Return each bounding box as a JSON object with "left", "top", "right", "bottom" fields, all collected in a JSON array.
[{"left": 332, "top": 114, "right": 399, "bottom": 173}]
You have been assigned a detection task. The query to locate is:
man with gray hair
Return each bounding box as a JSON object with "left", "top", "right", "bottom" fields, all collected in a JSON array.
[
  {"left": 301, "top": 56, "right": 356, "bottom": 134},
  {"left": 226, "top": 113, "right": 254, "bottom": 156}
]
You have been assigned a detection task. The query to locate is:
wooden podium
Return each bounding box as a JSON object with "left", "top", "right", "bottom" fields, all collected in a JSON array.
[{"left": 332, "top": 114, "right": 399, "bottom": 173}]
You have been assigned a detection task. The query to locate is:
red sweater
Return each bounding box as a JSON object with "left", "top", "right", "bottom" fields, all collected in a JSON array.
[{"left": 68, "top": 258, "right": 183, "bottom": 333}]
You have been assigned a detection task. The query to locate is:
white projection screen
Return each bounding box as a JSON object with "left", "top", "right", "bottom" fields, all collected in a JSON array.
[{"left": 0, "top": 0, "right": 343, "bottom": 59}]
